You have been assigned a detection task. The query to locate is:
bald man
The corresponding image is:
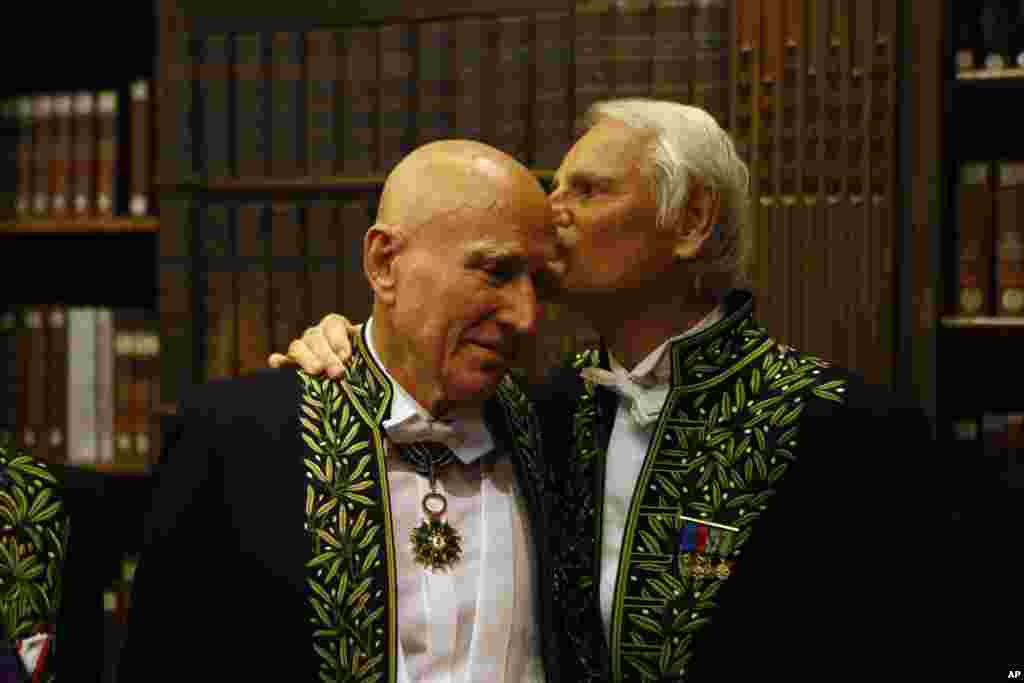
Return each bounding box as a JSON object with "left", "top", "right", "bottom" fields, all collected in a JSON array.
[{"left": 117, "top": 141, "right": 565, "bottom": 683}]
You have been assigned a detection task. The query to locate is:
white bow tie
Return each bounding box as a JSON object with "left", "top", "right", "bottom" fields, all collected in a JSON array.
[
  {"left": 580, "top": 366, "right": 669, "bottom": 428},
  {"left": 384, "top": 412, "right": 464, "bottom": 448}
]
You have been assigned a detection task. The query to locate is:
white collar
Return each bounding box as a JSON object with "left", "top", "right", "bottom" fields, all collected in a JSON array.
[
  {"left": 364, "top": 318, "right": 495, "bottom": 464},
  {"left": 608, "top": 305, "right": 725, "bottom": 385}
]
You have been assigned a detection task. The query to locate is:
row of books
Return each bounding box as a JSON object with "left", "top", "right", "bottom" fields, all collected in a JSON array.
[
  {"left": 0, "top": 80, "right": 154, "bottom": 222},
  {"left": 956, "top": 160, "right": 1024, "bottom": 317},
  {"left": 0, "top": 306, "right": 160, "bottom": 467},
  {"left": 160, "top": 2, "right": 730, "bottom": 184},
  {"left": 729, "top": 0, "right": 896, "bottom": 386},
  {"left": 955, "top": 0, "right": 1024, "bottom": 72},
  {"left": 734, "top": 0, "right": 895, "bottom": 202}
]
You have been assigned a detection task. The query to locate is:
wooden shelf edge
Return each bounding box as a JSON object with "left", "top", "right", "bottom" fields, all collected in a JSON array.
[
  {"left": 0, "top": 217, "right": 158, "bottom": 234},
  {"left": 956, "top": 67, "right": 1024, "bottom": 81},
  {"left": 940, "top": 316, "right": 1024, "bottom": 328},
  {"left": 158, "top": 170, "right": 557, "bottom": 193},
  {"left": 72, "top": 462, "right": 152, "bottom": 475}
]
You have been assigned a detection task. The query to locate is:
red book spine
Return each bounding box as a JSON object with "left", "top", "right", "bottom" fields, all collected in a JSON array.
[
  {"left": 95, "top": 92, "right": 118, "bottom": 217},
  {"left": 51, "top": 95, "right": 73, "bottom": 218},
  {"left": 996, "top": 162, "right": 1024, "bottom": 316}
]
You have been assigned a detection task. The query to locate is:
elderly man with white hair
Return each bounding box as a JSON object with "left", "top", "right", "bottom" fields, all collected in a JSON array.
[{"left": 272, "top": 98, "right": 934, "bottom": 682}]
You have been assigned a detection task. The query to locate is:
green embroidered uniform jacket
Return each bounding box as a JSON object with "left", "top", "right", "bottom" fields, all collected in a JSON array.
[
  {"left": 535, "top": 290, "right": 939, "bottom": 682},
  {"left": 118, "top": 330, "right": 561, "bottom": 682}
]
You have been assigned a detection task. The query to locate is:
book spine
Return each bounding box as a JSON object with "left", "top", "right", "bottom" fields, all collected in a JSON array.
[
  {"left": 996, "top": 161, "right": 1024, "bottom": 316},
  {"left": 270, "top": 203, "right": 308, "bottom": 355},
  {"left": 378, "top": 23, "right": 415, "bottom": 173},
  {"left": 417, "top": 19, "right": 455, "bottom": 147},
  {"left": 533, "top": 10, "right": 571, "bottom": 170},
  {"left": 233, "top": 33, "right": 268, "bottom": 180},
  {"left": 270, "top": 31, "right": 305, "bottom": 179},
  {"left": 130, "top": 81, "right": 153, "bottom": 217},
  {"left": 50, "top": 95, "right": 73, "bottom": 217},
  {"left": 574, "top": 0, "right": 613, "bottom": 125},
  {"left": 96, "top": 91, "right": 118, "bottom": 217},
  {"left": 32, "top": 95, "right": 52, "bottom": 217},
  {"left": 201, "top": 202, "right": 237, "bottom": 380},
  {"left": 200, "top": 34, "right": 232, "bottom": 183},
  {"left": 306, "top": 200, "right": 341, "bottom": 324},
  {"left": 0, "top": 310, "right": 17, "bottom": 432},
  {"left": 46, "top": 307, "right": 67, "bottom": 464},
  {"left": 306, "top": 30, "right": 339, "bottom": 178},
  {"left": 67, "top": 308, "right": 97, "bottom": 464},
  {"left": 114, "top": 310, "right": 138, "bottom": 465},
  {"left": 72, "top": 92, "right": 96, "bottom": 217},
  {"left": 495, "top": 14, "right": 531, "bottom": 165},
  {"left": 0, "top": 100, "right": 15, "bottom": 219},
  {"left": 139, "top": 324, "right": 160, "bottom": 465},
  {"left": 158, "top": 197, "right": 195, "bottom": 408},
  {"left": 15, "top": 98, "right": 32, "bottom": 217},
  {"left": 341, "top": 199, "right": 373, "bottom": 323},
  {"left": 341, "top": 26, "right": 378, "bottom": 175},
  {"left": 610, "top": 0, "right": 654, "bottom": 99},
  {"left": 169, "top": 28, "right": 197, "bottom": 185},
  {"left": 24, "top": 309, "right": 48, "bottom": 461},
  {"left": 13, "top": 308, "right": 29, "bottom": 449},
  {"left": 95, "top": 307, "right": 114, "bottom": 464},
  {"left": 453, "top": 16, "right": 489, "bottom": 146},
  {"left": 235, "top": 202, "right": 271, "bottom": 375},
  {"left": 956, "top": 162, "right": 994, "bottom": 316},
  {"left": 652, "top": 0, "right": 692, "bottom": 105},
  {"left": 693, "top": 0, "right": 730, "bottom": 126}
]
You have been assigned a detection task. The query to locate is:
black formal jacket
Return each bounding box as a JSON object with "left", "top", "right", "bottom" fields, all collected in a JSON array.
[
  {"left": 532, "top": 290, "right": 944, "bottom": 682},
  {"left": 118, "top": 331, "right": 561, "bottom": 682}
]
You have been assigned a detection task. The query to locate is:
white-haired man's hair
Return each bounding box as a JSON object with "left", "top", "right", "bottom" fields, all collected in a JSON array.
[{"left": 583, "top": 98, "right": 752, "bottom": 284}]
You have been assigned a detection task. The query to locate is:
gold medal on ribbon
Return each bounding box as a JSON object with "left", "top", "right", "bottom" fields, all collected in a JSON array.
[{"left": 405, "top": 445, "right": 463, "bottom": 572}]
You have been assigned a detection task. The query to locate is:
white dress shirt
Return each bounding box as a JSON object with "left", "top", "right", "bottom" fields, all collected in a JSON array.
[
  {"left": 597, "top": 307, "right": 724, "bottom": 641},
  {"left": 365, "top": 319, "right": 544, "bottom": 683}
]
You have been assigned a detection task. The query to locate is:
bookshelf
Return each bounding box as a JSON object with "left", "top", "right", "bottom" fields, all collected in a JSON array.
[{"left": 940, "top": 0, "right": 1024, "bottom": 537}]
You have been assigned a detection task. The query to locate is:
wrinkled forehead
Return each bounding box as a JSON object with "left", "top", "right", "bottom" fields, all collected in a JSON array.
[
  {"left": 564, "top": 119, "right": 653, "bottom": 174},
  {"left": 450, "top": 205, "right": 558, "bottom": 260}
]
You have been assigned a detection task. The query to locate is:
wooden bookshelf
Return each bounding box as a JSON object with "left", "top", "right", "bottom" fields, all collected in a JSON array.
[{"left": 0, "top": 217, "right": 159, "bottom": 234}]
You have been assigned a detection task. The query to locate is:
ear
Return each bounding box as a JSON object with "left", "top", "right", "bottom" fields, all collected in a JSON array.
[
  {"left": 363, "top": 222, "right": 405, "bottom": 305},
  {"left": 673, "top": 180, "right": 721, "bottom": 262}
]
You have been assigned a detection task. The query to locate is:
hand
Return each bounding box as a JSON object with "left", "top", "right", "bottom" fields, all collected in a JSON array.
[{"left": 267, "top": 313, "right": 360, "bottom": 379}]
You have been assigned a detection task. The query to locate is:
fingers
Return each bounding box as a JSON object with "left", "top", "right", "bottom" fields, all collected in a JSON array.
[
  {"left": 320, "top": 314, "right": 356, "bottom": 376},
  {"left": 267, "top": 352, "right": 295, "bottom": 369}
]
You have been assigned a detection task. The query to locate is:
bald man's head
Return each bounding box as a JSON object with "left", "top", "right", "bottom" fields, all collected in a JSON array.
[
  {"left": 376, "top": 139, "right": 548, "bottom": 235},
  {"left": 362, "top": 139, "right": 561, "bottom": 415}
]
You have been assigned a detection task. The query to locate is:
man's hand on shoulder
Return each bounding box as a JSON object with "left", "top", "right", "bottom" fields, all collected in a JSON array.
[{"left": 267, "top": 313, "right": 360, "bottom": 378}]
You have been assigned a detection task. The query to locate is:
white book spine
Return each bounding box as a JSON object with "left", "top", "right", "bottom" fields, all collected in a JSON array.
[{"left": 67, "top": 308, "right": 97, "bottom": 464}]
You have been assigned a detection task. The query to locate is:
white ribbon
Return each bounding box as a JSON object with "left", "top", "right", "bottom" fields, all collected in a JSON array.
[
  {"left": 463, "top": 460, "right": 515, "bottom": 683},
  {"left": 418, "top": 474, "right": 458, "bottom": 683}
]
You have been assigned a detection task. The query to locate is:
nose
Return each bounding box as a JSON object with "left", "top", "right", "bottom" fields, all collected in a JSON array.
[{"left": 498, "top": 275, "right": 539, "bottom": 337}]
